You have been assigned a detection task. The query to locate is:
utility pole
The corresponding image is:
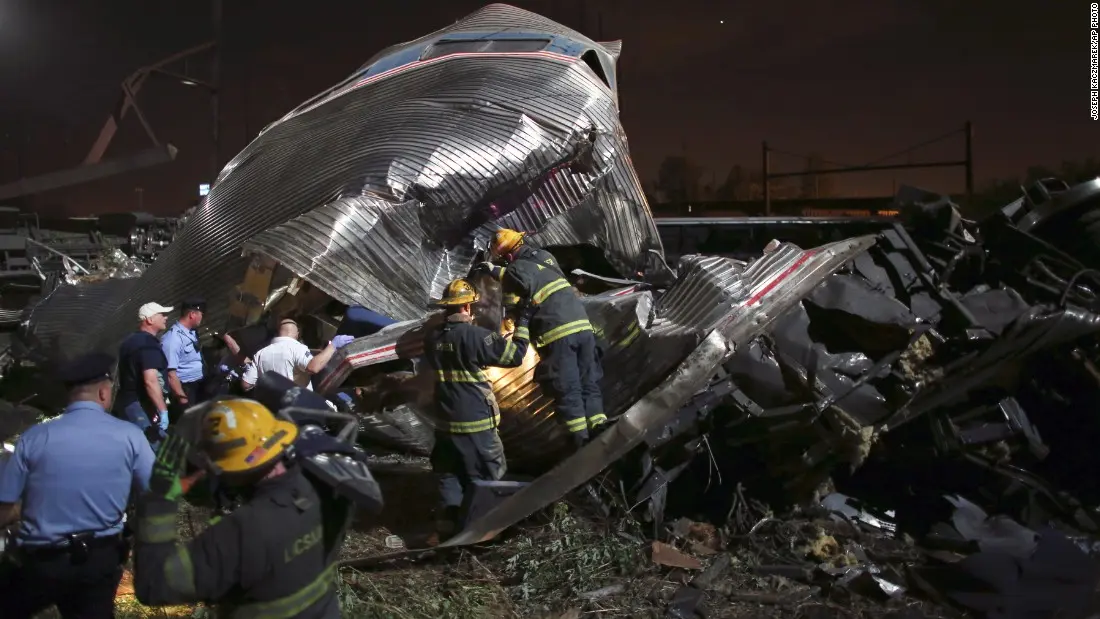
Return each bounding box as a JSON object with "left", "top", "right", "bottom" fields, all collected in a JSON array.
[
  {"left": 210, "top": 0, "right": 223, "bottom": 184},
  {"left": 964, "top": 120, "right": 974, "bottom": 204},
  {"left": 762, "top": 141, "right": 771, "bottom": 215}
]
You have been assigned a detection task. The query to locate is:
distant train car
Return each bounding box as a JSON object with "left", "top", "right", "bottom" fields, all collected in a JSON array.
[{"left": 656, "top": 216, "right": 898, "bottom": 262}]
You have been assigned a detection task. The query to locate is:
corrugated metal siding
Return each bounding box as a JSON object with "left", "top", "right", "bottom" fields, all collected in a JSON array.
[
  {"left": 23, "top": 6, "right": 661, "bottom": 360},
  {"left": 324, "top": 240, "right": 864, "bottom": 471},
  {"left": 22, "top": 278, "right": 141, "bottom": 359}
]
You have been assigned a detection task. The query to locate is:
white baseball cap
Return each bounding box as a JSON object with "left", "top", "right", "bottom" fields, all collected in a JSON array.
[{"left": 138, "top": 302, "right": 174, "bottom": 321}]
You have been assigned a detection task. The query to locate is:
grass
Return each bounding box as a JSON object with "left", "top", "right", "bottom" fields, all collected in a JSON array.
[
  {"left": 499, "top": 502, "right": 650, "bottom": 610},
  {"left": 338, "top": 563, "right": 516, "bottom": 619},
  {"left": 336, "top": 502, "right": 667, "bottom": 619},
  {"left": 34, "top": 501, "right": 668, "bottom": 619}
]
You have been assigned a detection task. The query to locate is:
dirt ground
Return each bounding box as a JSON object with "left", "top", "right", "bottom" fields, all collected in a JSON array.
[
  {"left": 31, "top": 461, "right": 964, "bottom": 618},
  {"left": 331, "top": 463, "right": 962, "bottom": 618}
]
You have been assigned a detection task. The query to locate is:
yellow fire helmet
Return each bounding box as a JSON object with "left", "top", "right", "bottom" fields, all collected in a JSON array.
[
  {"left": 433, "top": 278, "right": 480, "bottom": 307},
  {"left": 198, "top": 398, "right": 299, "bottom": 475},
  {"left": 489, "top": 228, "right": 525, "bottom": 259}
]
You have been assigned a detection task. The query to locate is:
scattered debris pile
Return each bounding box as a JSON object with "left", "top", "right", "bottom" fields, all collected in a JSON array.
[
  {"left": 587, "top": 179, "right": 1100, "bottom": 617},
  {"left": 328, "top": 178, "right": 1100, "bottom": 618},
  {"left": 3, "top": 3, "right": 1100, "bottom": 616}
]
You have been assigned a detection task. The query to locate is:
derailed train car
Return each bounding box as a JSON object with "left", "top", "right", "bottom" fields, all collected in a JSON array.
[
  {"left": 16, "top": 3, "right": 1100, "bottom": 553},
  {"left": 21, "top": 3, "right": 664, "bottom": 358},
  {"left": 17, "top": 3, "right": 861, "bottom": 469}
]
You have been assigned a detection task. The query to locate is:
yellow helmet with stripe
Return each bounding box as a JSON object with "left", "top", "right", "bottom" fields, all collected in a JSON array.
[
  {"left": 198, "top": 399, "right": 299, "bottom": 474},
  {"left": 490, "top": 229, "right": 525, "bottom": 259},
  {"left": 433, "top": 278, "right": 480, "bottom": 307}
]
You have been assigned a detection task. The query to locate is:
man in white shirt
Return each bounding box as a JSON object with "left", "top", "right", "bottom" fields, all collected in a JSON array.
[{"left": 240, "top": 319, "right": 354, "bottom": 391}]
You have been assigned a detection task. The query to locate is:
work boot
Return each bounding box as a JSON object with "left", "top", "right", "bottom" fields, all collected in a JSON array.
[
  {"left": 433, "top": 505, "right": 461, "bottom": 542},
  {"left": 589, "top": 422, "right": 610, "bottom": 440},
  {"left": 570, "top": 430, "right": 590, "bottom": 451}
]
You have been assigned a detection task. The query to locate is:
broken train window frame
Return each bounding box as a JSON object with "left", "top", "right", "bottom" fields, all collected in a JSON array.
[{"left": 419, "top": 38, "right": 552, "bottom": 61}]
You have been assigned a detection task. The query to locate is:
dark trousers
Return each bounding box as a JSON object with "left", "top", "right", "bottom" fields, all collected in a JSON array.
[
  {"left": 168, "top": 380, "right": 205, "bottom": 422},
  {"left": 0, "top": 541, "right": 125, "bottom": 619},
  {"left": 536, "top": 330, "right": 605, "bottom": 448},
  {"left": 430, "top": 430, "right": 507, "bottom": 511}
]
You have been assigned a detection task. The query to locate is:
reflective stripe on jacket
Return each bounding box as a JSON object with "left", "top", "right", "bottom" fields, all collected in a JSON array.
[
  {"left": 133, "top": 466, "right": 351, "bottom": 618},
  {"left": 495, "top": 245, "right": 592, "bottom": 347},
  {"left": 424, "top": 313, "right": 531, "bottom": 433}
]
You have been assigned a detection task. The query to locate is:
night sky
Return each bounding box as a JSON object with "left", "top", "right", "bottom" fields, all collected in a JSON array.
[{"left": 0, "top": 0, "right": 1094, "bottom": 216}]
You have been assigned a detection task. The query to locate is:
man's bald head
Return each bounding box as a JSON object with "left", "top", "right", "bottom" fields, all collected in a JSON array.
[{"left": 277, "top": 319, "right": 300, "bottom": 339}]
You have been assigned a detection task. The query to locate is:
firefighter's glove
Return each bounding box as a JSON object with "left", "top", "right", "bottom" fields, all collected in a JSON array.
[
  {"left": 516, "top": 302, "right": 537, "bottom": 327},
  {"left": 149, "top": 432, "right": 193, "bottom": 501},
  {"left": 471, "top": 261, "right": 494, "bottom": 276},
  {"left": 331, "top": 335, "right": 355, "bottom": 349}
]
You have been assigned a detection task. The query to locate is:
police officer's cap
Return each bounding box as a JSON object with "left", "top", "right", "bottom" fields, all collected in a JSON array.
[
  {"left": 181, "top": 297, "right": 206, "bottom": 313},
  {"left": 58, "top": 352, "right": 115, "bottom": 388}
]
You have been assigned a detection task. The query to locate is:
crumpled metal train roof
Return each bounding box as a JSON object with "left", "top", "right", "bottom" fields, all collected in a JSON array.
[
  {"left": 319, "top": 237, "right": 876, "bottom": 471},
  {"left": 21, "top": 3, "right": 660, "bottom": 358}
]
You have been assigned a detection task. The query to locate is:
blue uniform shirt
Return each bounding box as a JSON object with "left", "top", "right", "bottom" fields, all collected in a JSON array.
[
  {"left": 0, "top": 401, "right": 155, "bottom": 546},
  {"left": 161, "top": 321, "right": 204, "bottom": 383}
]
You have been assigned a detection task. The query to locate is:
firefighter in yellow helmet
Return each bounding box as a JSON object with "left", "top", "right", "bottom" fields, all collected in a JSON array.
[
  {"left": 132, "top": 398, "right": 349, "bottom": 617},
  {"left": 477, "top": 228, "right": 606, "bottom": 450},
  {"left": 424, "top": 278, "right": 534, "bottom": 537}
]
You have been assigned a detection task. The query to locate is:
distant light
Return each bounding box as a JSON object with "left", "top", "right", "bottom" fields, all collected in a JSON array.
[
  {"left": 719, "top": 20, "right": 724, "bottom": 24},
  {"left": 199, "top": 183, "right": 211, "bottom": 197},
  {"left": 180, "top": 79, "right": 199, "bottom": 87}
]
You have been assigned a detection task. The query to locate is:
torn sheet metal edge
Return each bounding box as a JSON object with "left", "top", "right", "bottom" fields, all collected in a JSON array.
[
  {"left": 441, "top": 235, "right": 877, "bottom": 547},
  {"left": 319, "top": 284, "right": 642, "bottom": 392},
  {"left": 571, "top": 269, "right": 644, "bottom": 287},
  {"left": 323, "top": 236, "right": 874, "bottom": 389},
  {"left": 317, "top": 319, "right": 428, "bottom": 392},
  {"left": 443, "top": 328, "right": 732, "bottom": 547}
]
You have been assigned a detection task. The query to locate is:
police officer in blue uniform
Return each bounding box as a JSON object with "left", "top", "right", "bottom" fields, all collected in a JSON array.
[
  {"left": 161, "top": 298, "right": 207, "bottom": 416},
  {"left": 480, "top": 229, "right": 606, "bottom": 449},
  {"left": 424, "top": 278, "right": 534, "bottom": 536},
  {"left": 0, "top": 352, "right": 155, "bottom": 618}
]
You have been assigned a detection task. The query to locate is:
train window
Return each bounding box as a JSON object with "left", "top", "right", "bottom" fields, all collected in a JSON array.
[{"left": 422, "top": 39, "right": 550, "bottom": 61}]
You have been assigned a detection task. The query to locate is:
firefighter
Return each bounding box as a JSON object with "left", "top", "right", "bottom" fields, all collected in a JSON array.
[
  {"left": 479, "top": 229, "right": 606, "bottom": 448},
  {"left": 425, "top": 278, "right": 534, "bottom": 536},
  {"left": 132, "top": 398, "right": 352, "bottom": 617}
]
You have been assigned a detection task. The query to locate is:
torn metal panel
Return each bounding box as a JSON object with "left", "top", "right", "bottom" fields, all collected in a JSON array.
[
  {"left": 441, "top": 236, "right": 875, "bottom": 546},
  {"left": 242, "top": 196, "right": 431, "bottom": 322},
  {"left": 22, "top": 3, "right": 662, "bottom": 359},
  {"left": 319, "top": 237, "right": 875, "bottom": 470},
  {"left": 21, "top": 278, "right": 140, "bottom": 359},
  {"left": 444, "top": 329, "right": 732, "bottom": 547}
]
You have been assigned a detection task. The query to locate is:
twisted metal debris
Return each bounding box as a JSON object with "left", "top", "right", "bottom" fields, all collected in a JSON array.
[{"left": 22, "top": 3, "right": 661, "bottom": 357}]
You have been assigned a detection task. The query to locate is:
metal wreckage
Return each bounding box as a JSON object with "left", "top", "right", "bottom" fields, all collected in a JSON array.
[{"left": 11, "top": 3, "right": 1100, "bottom": 615}]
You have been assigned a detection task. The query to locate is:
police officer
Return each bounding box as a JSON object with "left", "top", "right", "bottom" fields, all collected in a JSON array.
[
  {"left": 133, "top": 398, "right": 352, "bottom": 617},
  {"left": 0, "top": 353, "right": 155, "bottom": 618},
  {"left": 480, "top": 229, "right": 606, "bottom": 449},
  {"left": 161, "top": 298, "right": 207, "bottom": 415},
  {"left": 424, "top": 278, "right": 533, "bottom": 536}
]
